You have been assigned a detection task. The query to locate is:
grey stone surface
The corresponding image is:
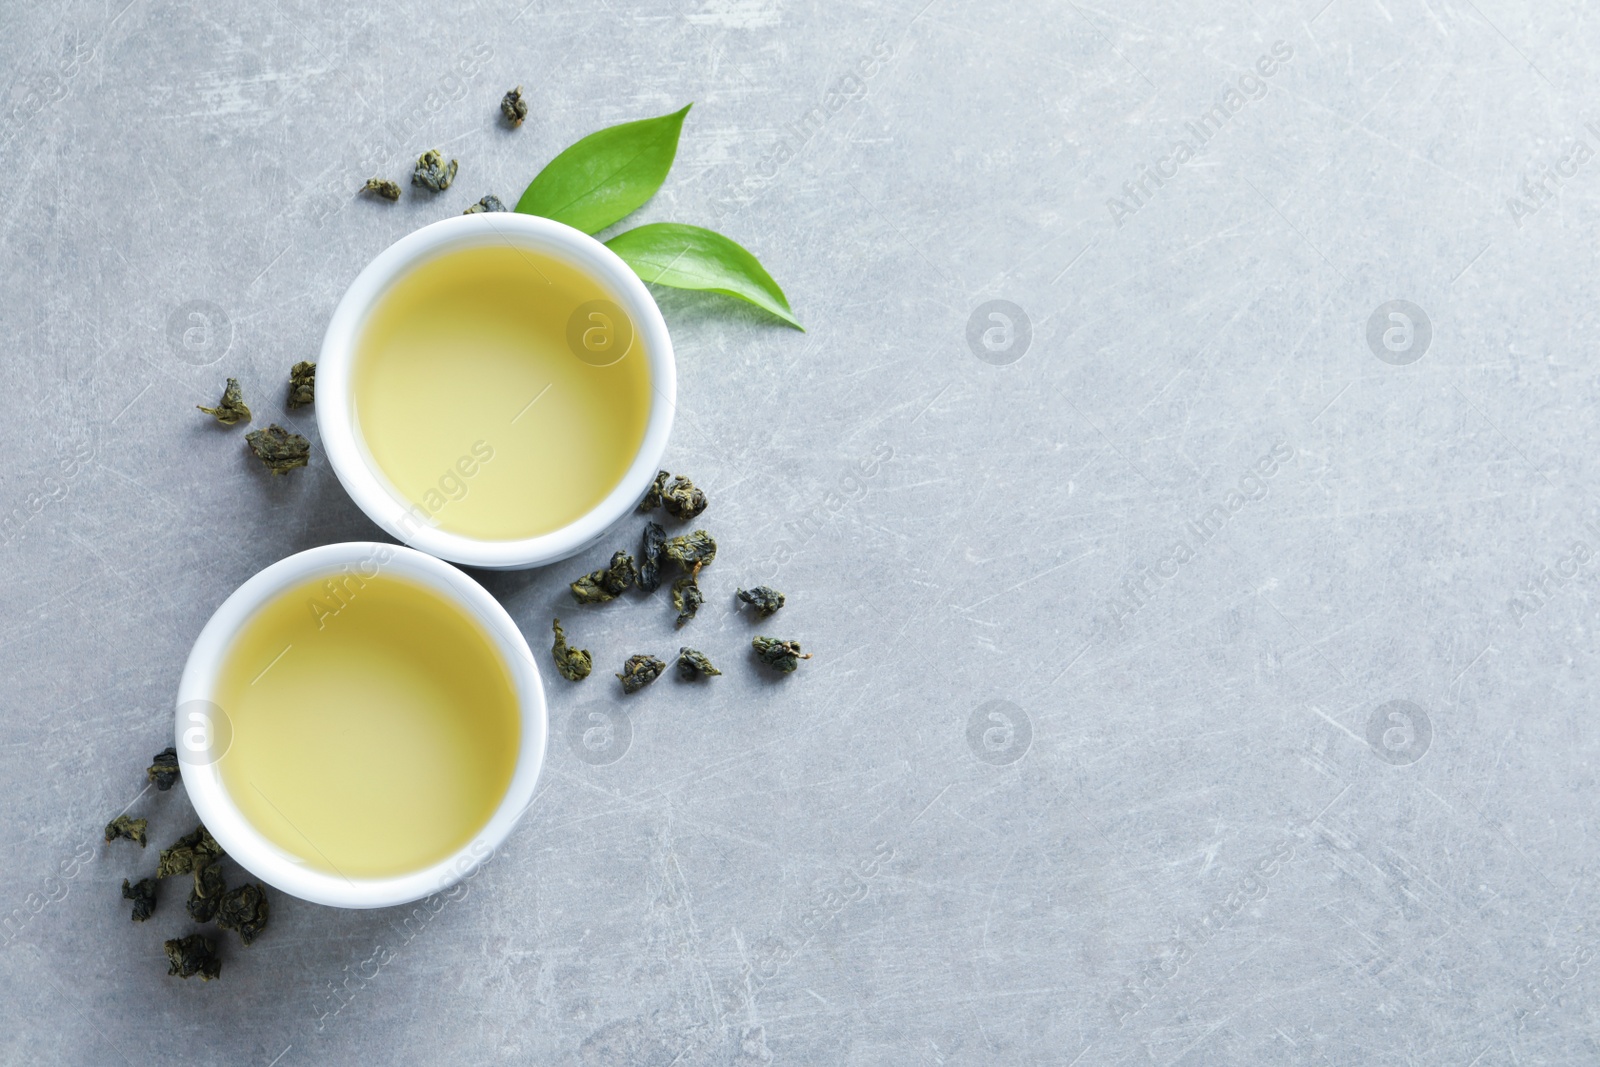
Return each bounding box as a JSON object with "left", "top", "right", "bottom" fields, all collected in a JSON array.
[{"left": 2, "top": 0, "right": 1598, "bottom": 1063}]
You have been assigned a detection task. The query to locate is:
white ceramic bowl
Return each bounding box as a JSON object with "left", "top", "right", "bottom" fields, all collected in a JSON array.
[
  {"left": 316, "top": 212, "right": 676, "bottom": 570},
  {"left": 174, "top": 542, "right": 547, "bottom": 909}
]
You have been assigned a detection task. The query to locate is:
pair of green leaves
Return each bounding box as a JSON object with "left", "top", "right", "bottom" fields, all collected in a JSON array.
[{"left": 515, "top": 104, "right": 801, "bottom": 330}]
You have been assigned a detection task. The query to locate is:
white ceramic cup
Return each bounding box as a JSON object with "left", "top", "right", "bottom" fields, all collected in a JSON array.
[
  {"left": 315, "top": 212, "right": 676, "bottom": 570},
  {"left": 174, "top": 542, "right": 548, "bottom": 909}
]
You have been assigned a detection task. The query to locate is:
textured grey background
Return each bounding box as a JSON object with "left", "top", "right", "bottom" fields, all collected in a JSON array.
[{"left": 2, "top": 0, "right": 1598, "bottom": 1063}]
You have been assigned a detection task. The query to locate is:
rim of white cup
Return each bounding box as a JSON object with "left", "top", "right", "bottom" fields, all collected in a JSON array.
[
  {"left": 175, "top": 542, "right": 548, "bottom": 909},
  {"left": 315, "top": 212, "right": 676, "bottom": 571}
]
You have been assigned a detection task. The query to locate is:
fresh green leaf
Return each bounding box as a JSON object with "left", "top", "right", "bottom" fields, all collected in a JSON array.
[
  {"left": 606, "top": 223, "right": 802, "bottom": 330},
  {"left": 515, "top": 105, "right": 691, "bottom": 234}
]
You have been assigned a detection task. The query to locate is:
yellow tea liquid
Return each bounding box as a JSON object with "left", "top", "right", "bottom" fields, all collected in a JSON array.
[
  {"left": 214, "top": 571, "right": 520, "bottom": 878},
  {"left": 352, "top": 243, "right": 653, "bottom": 541}
]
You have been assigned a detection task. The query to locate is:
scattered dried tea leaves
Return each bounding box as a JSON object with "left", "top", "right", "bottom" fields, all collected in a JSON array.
[
  {"left": 638, "top": 521, "right": 666, "bottom": 593},
  {"left": 463, "top": 194, "right": 508, "bottom": 214},
  {"left": 662, "top": 475, "right": 707, "bottom": 520},
  {"left": 677, "top": 647, "right": 720, "bottom": 679},
  {"left": 245, "top": 424, "right": 311, "bottom": 475},
  {"left": 638, "top": 470, "right": 669, "bottom": 512},
  {"left": 501, "top": 85, "right": 528, "bottom": 126},
  {"left": 570, "top": 550, "right": 638, "bottom": 604},
  {"left": 551, "top": 618, "right": 593, "bottom": 681},
  {"left": 164, "top": 934, "right": 221, "bottom": 980},
  {"left": 664, "top": 530, "right": 716, "bottom": 570},
  {"left": 361, "top": 177, "right": 402, "bottom": 201},
  {"left": 287, "top": 361, "right": 316, "bottom": 409},
  {"left": 736, "top": 586, "right": 785, "bottom": 617},
  {"left": 412, "top": 149, "right": 458, "bottom": 192},
  {"left": 672, "top": 570, "right": 703, "bottom": 626},
  {"left": 186, "top": 862, "right": 226, "bottom": 924},
  {"left": 122, "top": 878, "right": 156, "bottom": 922},
  {"left": 147, "top": 747, "right": 180, "bottom": 791},
  {"left": 617, "top": 653, "right": 665, "bottom": 694},
  {"left": 104, "top": 814, "right": 147, "bottom": 848},
  {"left": 158, "top": 826, "right": 224, "bottom": 879},
  {"left": 752, "top": 636, "right": 811, "bottom": 673},
  {"left": 197, "top": 378, "right": 251, "bottom": 426},
  {"left": 216, "top": 883, "right": 269, "bottom": 946}
]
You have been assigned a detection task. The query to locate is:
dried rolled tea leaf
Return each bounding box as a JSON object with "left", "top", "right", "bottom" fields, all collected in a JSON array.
[
  {"left": 569, "top": 550, "right": 638, "bottom": 604},
  {"left": 215, "top": 883, "right": 269, "bottom": 946},
  {"left": 638, "top": 521, "right": 666, "bottom": 593},
  {"left": 569, "top": 570, "right": 612, "bottom": 604},
  {"left": 361, "top": 177, "right": 402, "bottom": 201},
  {"left": 736, "top": 586, "right": 785, "bottom": 617},
  {"left": 676, "top": 647, "right": 721, "bottom": 680},
  {"left": 104, "top": 814, "right": 147, "bottom": 848},
  {"left": 662, "top": 475, "right": 707, "bottom": 520},
  {"left": 664, "top": 530, "right": 716, "bottom": 570},
  {"left": 411, "top": 148, "right": 458, "bottom": 192},
  {"left": 197, "top": 378, "right": 251, "bottom": 426},
  {"left": 600, "top": 550, "right": 637, "bottom": 595},
  {"left": 186, "top": 861, "right": 226, "bottom": 923},
  {"left": 158, "top": 825, "right": 224, "bottom": 879},
  {"left": 638, "top": 470, "right": 669, "bottom": 512},
  {"left": 617, "top": 653, "right": 666, "bottom": 694},
  {"left": 551, "top": 618, "right": 593, "bottom": 681},
  {"left": 245, "top": 424, "right": 311, "bottom": 475},
  {"left": 287, "top": 361, "right": 316, "bottom": 408},
  {"left": 121, "top": 878, "right": 156, "bottom": 922},
  {"left": 752, "top": 636, "right": 811, "bottom": 674},
  {"left": 463, "top": 194, "right": 508, "bottom": 214},
  {"left": 501, "top": 85, "right": 528, "bottom": 126},
  {"left": 147, "top": 747, "right": 180, "bottom": 791},
  {"left": 671, "top": 570, "right": 703, "bottom": 627},
  {"left": 164, "top": 934, "right": 221, "bottom": 980}
]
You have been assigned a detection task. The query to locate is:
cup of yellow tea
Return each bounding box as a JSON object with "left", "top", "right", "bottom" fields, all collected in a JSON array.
[
  {"left": 176, "top": 542, "right": 547, "bottom": 908},
  {"left": 317, "top": 212, "right": 676, "bottom": 570}
]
